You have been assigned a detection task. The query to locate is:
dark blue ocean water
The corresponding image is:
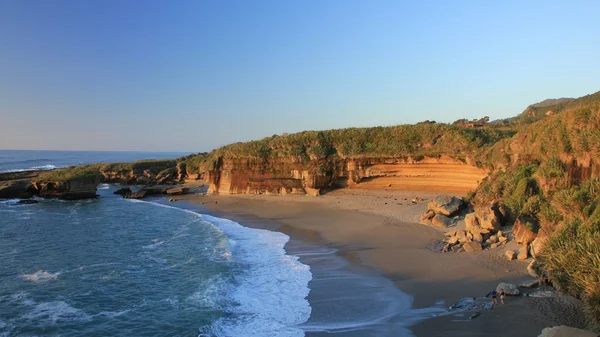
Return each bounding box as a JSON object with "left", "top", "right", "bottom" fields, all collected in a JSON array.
[{"left": 0, "top": 150, "right": 192, "bottom": 173}]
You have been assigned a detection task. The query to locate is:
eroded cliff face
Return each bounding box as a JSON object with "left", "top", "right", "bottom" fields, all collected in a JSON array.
[
  {"left": 197, "top": 155, "right": 487, "bottom": 195},
  {"left": 34, "top": 177, "right": 101, "bottom": 200}
]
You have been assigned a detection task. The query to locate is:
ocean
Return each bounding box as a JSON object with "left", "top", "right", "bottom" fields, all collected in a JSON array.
[
  {"left": 0, "top": 150, "right": 191, "bottom": 173},
  {"left": 0, "top": 151, "right": 438, "bottom": 336}
]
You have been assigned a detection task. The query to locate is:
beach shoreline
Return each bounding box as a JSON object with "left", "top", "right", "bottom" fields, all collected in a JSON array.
[{"left": 174, "top": 189, "right": 584, "bottom": 336}]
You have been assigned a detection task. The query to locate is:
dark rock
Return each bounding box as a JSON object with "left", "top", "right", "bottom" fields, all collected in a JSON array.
[
  {"left": 166, "top": 187, "right": 190, "bottom": 195},
  {"left": 113, "top": 187, "right": 132, "bottom": 195},
  {"left": 17, "top": 199, "right": 39, "bottom": 205},
  {"left": 431, "top": 214, "right": 453, "bottom": 228},
  {"left": 0, "top": 180, "right": 33, "bottom": 199},
  {"left": 124, "top": 189, "right": 150, "bottom": 199}
]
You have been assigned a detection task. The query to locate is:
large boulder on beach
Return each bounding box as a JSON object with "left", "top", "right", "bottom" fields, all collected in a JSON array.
[
  {"left": 496, "top": 282, "right": 519, "bottom": 296},
  {"left": 463, "top": 241, "right": 482, "bottom": 252},
  {"left": 517, "top": 245, "right": 529, "bottom": 260},
  {"left": 166, "top": 187, "right": 190, "bottom": 195},
  {"left": 431, "top": 214, "right": 453, "bottom": 228},
  {"left": 477, "top": 206, "right": 502, "bottom": 231},
  {"left": 427, "top": 195, "right": 465, "bottom": 216},
  {"left": 538, "top": 326, "right": 597, "bottom": 337}
]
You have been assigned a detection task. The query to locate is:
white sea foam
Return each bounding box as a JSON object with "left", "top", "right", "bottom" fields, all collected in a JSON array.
[
  {"left": 97, "top": 183, "right": 110, "bottom": 189},
  {"left": 126, "top": 200, "right": 312, "bottom": 337},
  {"left": 202, "top": 214, "right": 311, "bottom": 337},
  {"left": 1, "top": 164, "right": 58, "bottom": 173},
  {"left": 22, "top": 301, "right": 92, "bottom": 324},
  {"left": 96, "top": 309, "right": 130, "bottom": 318},
  {"left": 20, "top": 270, "right": 61, "bottom": 282},
  {"left": 142, "top": 239, "right": 164, "bottom": 249}
]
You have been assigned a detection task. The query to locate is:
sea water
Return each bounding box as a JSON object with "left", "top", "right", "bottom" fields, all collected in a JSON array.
[
  {"left": 0, "top": 188, "right": 312, "bottom": 336},
  {"left": 0, "top": 150, "right": 191, "bottom": 173}
]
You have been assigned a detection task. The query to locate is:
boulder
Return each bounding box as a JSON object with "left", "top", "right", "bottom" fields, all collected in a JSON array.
[
  {"left": 505, "top": 250, "right": 516, "bottom": 260},
  {"left": 472, "top": 232, "right": 483, "bottom": 243},
  {"left": 478, "top": 207, "right": 501, "bottom": 231},
  {"left": 446, "top": 236, "right": 459, "bottom": 245},
  {"left": 519, "top": 279, "right": 539, "bottom": 288},
  {"left": 464, "top": 213, "right": 479, "bottom": 231},
  {"left": 166, "top": 187, "right": 190, "bottom": 195},
  {"left": 497, "top": 230, "right": 504, "bottom": 237},
  {"left": 463, "top": 241, "right": 482, "bottom": 252},
  {"left": 513, "top": 217, "right": 538, "bottom": 245},
  {"left": 431, "top": 214, "right": 453, "bottom": 228},
  {"left": 445, "top": 230, "right": 457, "bottom": 237},
  {"left": 421, "top": 210, "right": 435, "bottom": 221},
  {"left": 537, "top": 326, "right": 597, "bottom": 337},
  {"left": 498, "top": 236, "right": 508, "bottom": 243},
  {"left": 496, "top": 282, "right": 519, "bottom": 296},
  {"left": 16, "top": 199, "right": 39, "bottom": 205},
  {"left": 124, "top": 189, "right": 150, "bottom": 199},
  {"left": 490, "top": 243, "right": 498, "bottom": 249},
  {"left": 489, "top": 235, "right": 499, "bottom": 244},
  {"left": 427, "top": 195, "right": 465, "bottom": 216},
  {"left": 517, "top": 245, "right": 529, "bottom": 260},
  {"left": 113, "top": 187, "right": 132, "bottom": 195}
]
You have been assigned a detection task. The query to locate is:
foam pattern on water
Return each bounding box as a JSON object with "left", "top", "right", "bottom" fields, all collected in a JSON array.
[
  {"left": 200, "top": 214, "right": 312, "bottom": 337},
  {"left": 127, "top": 201, "right": 312, "bottom": 337}
]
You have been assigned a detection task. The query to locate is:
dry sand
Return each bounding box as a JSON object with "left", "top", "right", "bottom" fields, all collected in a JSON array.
[{"left": 175, "top": 188, "right": 587, "bottom": 337}]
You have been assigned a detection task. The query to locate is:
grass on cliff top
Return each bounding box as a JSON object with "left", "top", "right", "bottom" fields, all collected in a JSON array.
[
  {"left": 35, "top": 159, "right": 178, "bottom": 182},
  {"left": 187, "top": 123, "right": 514, "bottom": 164},
  {"left": 36, "top": 164, "right": 104, "bottom": 182},
  {"left": 101, "top": 159, "right": 177, "bottom": 175}
]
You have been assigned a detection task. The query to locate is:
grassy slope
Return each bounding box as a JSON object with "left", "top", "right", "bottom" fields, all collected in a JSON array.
[{"left": 470, "top": 93, "right": 600, "bottom": 324}]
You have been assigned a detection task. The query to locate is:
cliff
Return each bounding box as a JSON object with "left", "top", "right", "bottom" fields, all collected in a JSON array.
[
  {"left": 200, "top": 155, "right": 486, "bottom": 196},
  {"left": 185, "top": 123, "right": 510, "bottom": 196}
]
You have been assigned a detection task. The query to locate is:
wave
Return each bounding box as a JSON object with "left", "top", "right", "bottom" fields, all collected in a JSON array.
[
  {"left": 1, "top": 164, "right": 58, "bottom": 173},
  {"left": 201, "top": 214, "right": 311, "bottom": 337},
  {"left": 20, "top": 270, "right": 61, "bottom": 283},
  {"left": 126, "top": 199, "right": 312, "bottom": 337}
]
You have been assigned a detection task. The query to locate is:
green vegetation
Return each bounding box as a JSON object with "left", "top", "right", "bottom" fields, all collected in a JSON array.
[
  {"left": 35, "top": 159, "right": 178, "bottom": 182},
  {"left": 37, "top": 164, "right": 104, "bottom": 182},
  {"left": 536, "top": 178, "right": 600, "bottom": 324},
  {"left": 182, "top": 124, "right": 514, "bottom": 170},
  {"left": 101, "top": 159, "right": 177, "bottom": 175}
]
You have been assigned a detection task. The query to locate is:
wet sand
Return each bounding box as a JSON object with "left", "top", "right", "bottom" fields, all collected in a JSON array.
[{"left": 175, "top": 188, "right": 582, "bottom": 336}]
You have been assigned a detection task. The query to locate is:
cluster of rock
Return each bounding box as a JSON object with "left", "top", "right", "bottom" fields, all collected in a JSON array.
[
  {"left": 115, "top": 186, "right": 190, "bottom": 199},
  {"left": 422, "top": 196, "right": 513, "bottom": 253},
  {"left": 421, "top": 195, "right": 466, "bottom": 228}
]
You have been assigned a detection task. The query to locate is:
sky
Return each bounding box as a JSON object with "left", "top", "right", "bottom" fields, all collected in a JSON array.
[{"left": 1, "top": 0, "right": 599, "bottom": 152}]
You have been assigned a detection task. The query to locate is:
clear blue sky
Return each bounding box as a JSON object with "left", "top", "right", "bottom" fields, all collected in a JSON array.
[{"left": 1, "top": 0, "right": 599, "bottom": 152}]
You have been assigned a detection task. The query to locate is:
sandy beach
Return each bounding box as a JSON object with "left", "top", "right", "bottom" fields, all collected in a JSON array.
[{"left": 175, "top": 188, "right": 587, "bottom": 336}]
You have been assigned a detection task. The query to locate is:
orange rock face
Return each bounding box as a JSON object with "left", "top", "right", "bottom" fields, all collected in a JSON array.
[{"left": 197, "top": 156, "right": 487, "bottom": 195}]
